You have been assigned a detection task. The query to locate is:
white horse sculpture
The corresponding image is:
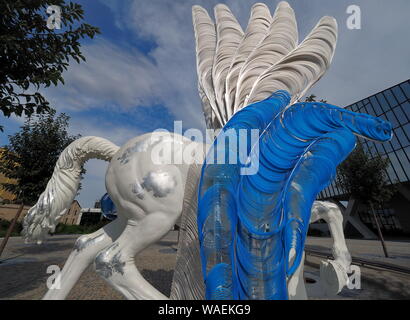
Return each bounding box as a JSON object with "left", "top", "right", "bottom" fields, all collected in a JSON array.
[{"left": 23, "top": 2, "right": 352, "bottom": 300}]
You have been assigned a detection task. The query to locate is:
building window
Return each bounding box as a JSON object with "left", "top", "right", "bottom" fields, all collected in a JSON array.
[
  {"left": 319, "top": 80, "right": 410, "bottom": 199},
  {"left": 400, "top": 81, "right": 410, "bottom": 99}
]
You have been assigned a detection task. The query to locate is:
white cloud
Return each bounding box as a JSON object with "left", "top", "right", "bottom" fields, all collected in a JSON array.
[
  {"left": 77, "top": 159, "right": 109, "bottom": 208},
  {"left": 68, "top": 116, "right": 142, "bottom": 146},
  {"left": 9, "top": 0, "right": 409, "bottom": 208},
  {"left": 68, "top": 116, "right": 144, "bottom": 207},
  {"left": 104, "top": 0, "right": 410, "bottom": 115},
  {"left": 287, "top": 0, "right": 410, "bottom": 105},
  {"left": 44, "top": 39, "right": 161, "bottom": 111}
]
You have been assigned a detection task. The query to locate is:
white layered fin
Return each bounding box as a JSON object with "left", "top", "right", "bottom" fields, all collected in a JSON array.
[
  {"left": 245, "top": 16, "right": 338, "bottom": 107},
  {"left": 212, "top": 4, "right": 244, "bottom": 124},
  {"left": 234, "top": 1, "right": 298, "bottom": 112},
  {"left": 192, "top": 5, "right": 222, "bottom": 129},
  {"left": 192, "top": 2, "right": 338, "bottom": 129},
  {"left": 224, "top": 3, "right": 272, "bottom": 119}
]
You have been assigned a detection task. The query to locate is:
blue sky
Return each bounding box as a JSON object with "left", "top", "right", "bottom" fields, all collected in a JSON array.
[{"left": 2, "top": 0, "right": 410, "bottom": 207}]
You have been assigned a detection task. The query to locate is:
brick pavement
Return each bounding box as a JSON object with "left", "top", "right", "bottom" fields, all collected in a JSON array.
[
  {"left": 0, "top": 233, "right": 409, "bottom": 300},
  {"left": 0, "top": 233, "right": 178, "bottom": 300}
]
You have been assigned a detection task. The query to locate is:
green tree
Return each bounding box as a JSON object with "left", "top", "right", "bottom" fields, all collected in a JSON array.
[
  {"left": 0, "top": 110, "right": 82, "bottom": 204},
  {"left": 337, "top": 143, "right": 394, "bottom": 206},
  {"left": 337, "top": 143, "right": 395, "bottom": 256},
  {"left": 0, "top": 0, "right": 99, "bottom": 129},
  {"left": 304, "top": 94, "right": 327, "bottom": 103}
]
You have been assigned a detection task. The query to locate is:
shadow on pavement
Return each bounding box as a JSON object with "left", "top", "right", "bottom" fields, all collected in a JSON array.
[
  {"left": 0, "top": 261, "right": 49, "bottom": 299},
  {"left": 141, "top": 269, "right": 174, "bottom": 297},
  {"left": 12, "top": 242, "right": 74, "bottom": 255}
]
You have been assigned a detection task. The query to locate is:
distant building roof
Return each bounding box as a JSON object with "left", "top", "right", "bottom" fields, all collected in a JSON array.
[{"left": 80, "top": 208, "right": 101, "bottom": 213}]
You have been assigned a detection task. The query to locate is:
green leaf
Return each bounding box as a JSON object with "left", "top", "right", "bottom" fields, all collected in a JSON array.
[{"left": 0, "top": 0, "right": 99, "bottom": 121}]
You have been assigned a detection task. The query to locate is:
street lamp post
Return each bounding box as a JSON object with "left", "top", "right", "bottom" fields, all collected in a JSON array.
[
  {"left": 0, "top": 202, "right": 25, "bottom": 262},
  {"left": 370, "top": 202, "right": 389, "bottom": 258}
]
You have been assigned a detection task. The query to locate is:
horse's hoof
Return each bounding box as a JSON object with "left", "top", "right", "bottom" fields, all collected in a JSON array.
[{"left": 319, "top": 259, "right": 348, "bottom": 296}]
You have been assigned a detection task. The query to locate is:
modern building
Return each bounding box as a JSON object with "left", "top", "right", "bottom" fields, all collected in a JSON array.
[
  {"left": 0, "top": 148, "right": 83, "bottom": 226},
  {"left": 79, "top": 208, "right": 102, "bottom": 225},
  {"left": 317, "top": 79, "right": 410, "bottom": 238},
  {"left": 0, "top": 203, "right": 31, "bottom": 222},
  {"left": 59, "top": 200, "right": 82, "bottom": 225},
  {"left": 0, "top": 148, "right": 17, "bottom": 203},
  {"left": 0, "top": 200, "right": 82, "bottom": 225}
]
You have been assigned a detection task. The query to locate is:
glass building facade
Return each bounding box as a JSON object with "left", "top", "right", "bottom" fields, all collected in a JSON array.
[{"left": 319, "top": 79, "right": 410, "bottom": 200}]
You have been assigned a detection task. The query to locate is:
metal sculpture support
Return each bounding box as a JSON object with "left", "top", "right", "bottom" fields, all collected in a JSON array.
[{"left": 22, "top": 2, "right": 392, "bottom": 300}]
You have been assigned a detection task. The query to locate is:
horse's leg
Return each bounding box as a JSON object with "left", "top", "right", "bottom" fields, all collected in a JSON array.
[
  {"left": 43, "top": 216, "right": 127, "bottom": 300},
  {"left": 311, "top": 201, "right": 352, "bottom": 295},
  {"left": 286, "top": 202, "right": 322, "bottom": 300},
  {"left": 289, "top": 200, "right": 353, "bottom": 299},
  {"left": 287, "top": 252, "right": 308, "bottom": 300},
  {"left": 93, "top": 133, "right": 197, "bottom": 299},
  {"left": 312, "top": 201, "right": 352, "bottom": 270},
  {"left": 94, "top": 211, "right": 178, "bottom": 300}
]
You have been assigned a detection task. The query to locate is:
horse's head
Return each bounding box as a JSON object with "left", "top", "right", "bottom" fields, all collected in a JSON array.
[{"left": 281, "top": 101, "right": 393, "bottom": 144}]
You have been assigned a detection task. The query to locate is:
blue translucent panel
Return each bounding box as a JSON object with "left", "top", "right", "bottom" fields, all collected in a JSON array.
[
  {"left": 198, "top": 91, "right": 393, "bottom": 300},
  {"left": 198, "top": 91, "right": 291, "bottom": 300},
  {"left": 100, "top": 193, "right": 117, "bottom": 220}
]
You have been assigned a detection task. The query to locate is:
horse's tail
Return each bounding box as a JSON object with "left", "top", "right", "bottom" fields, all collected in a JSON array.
[{"left": 22, "top": 136, "right": 120, "bottom": 244}]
